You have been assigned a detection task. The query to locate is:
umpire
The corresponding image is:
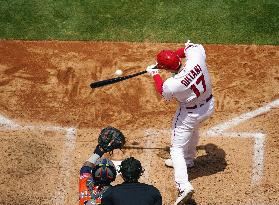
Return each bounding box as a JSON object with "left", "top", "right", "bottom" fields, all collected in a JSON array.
[{"left": 101, "top": 157, "right": 162, "bottom": 205}]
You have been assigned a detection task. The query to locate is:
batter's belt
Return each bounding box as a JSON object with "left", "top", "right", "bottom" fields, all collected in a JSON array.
[{"left": 186, "top": 94, "right": 213, "bottom": 109}]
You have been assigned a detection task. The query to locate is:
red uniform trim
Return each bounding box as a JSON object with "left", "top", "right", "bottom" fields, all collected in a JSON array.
[{"left": 152, "top": 74, "right": 163, "bottom": 95}]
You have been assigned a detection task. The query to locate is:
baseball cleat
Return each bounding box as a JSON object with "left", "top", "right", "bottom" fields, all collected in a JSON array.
[
  {"left": 174, "top": 185, "right": 194, "bottom": 205},
  {"left": 164, "top": 159, "right": 194, "bottom": 168}
]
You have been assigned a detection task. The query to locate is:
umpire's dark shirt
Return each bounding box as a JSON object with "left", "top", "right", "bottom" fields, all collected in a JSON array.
[{"left": 101, "top": 182, "right": 162, "bottom": 205}]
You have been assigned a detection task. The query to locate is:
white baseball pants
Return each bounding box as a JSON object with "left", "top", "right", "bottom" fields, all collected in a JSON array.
[{"left": 170, "top": 98, "right": 214, "bottom": 191}]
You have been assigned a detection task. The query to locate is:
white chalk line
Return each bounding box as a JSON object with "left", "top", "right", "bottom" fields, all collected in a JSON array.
[
  {"left": 144, "top": 128, "right": 170, "bottom": 136},
  {"left": 0, "top": 114, "right": 21, "bottom": 129},
  {"left": 138, "top": 99, "right": 279, "bottom": 186},
  {"left": 0, "top": 113, "right": 77, "bottom": 205},
  {"left": 1, "top": 98, "right": 274, "bottom": 200},
  {"left": 206, "top": 99, "right": 279, "bottom": 135},
  {"left": 111, "top": 130, "right": 164, "bottom": 183},
  {"left": 206, "top": 98, "right": 279, "bottom": 185},
  {"left": 140, "top": 133, "right": 155, "bottom": 182},
  {"left": 53, "top": 127, "right": 76, "bottom": 205}
]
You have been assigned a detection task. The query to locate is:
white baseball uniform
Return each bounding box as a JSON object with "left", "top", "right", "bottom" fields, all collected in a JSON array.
[{"left": 162, "top": 44, "right": 214, "bottom": 192}]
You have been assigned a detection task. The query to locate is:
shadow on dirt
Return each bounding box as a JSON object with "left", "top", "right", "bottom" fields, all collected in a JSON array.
[
  {"left": 183, "top": 143, "right": 227, "bottom": 205},
  {"left": 123, "top": 143, "right": 227, "bottom": 205},
  {"left": 188, "top": 143, "right": 227, "bottom": 181},
  {"left": 123, "top": 143, "right": 227, "bottom": 180},
  {"left": 123, "top": 143, "right": 227, "bottom": 181},
  {"left": 177, "top": 143, "right": 227, "bottom": 205}
]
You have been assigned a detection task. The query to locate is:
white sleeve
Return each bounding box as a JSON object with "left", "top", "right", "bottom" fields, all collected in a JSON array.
[
  {"left": 185, "top": 44, "right": 206, "bottom": 60},
  {"left": 162, "top": 82, "right": 173, "bottom": 101}
]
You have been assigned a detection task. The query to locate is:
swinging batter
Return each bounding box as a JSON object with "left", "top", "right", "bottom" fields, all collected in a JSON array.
[{"left": 146, "top": 40, "right": 215, "bottom": 205}]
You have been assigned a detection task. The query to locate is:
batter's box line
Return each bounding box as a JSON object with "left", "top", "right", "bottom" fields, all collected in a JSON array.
[
  {"left": 206, "top": 98, "right": 279, "bottom": 186},
  {"left": 140, "top": 98, "right": 279, "bottom": 186},
  {"left": 0, "top": 113, "right": 77, "bottom": 205}
]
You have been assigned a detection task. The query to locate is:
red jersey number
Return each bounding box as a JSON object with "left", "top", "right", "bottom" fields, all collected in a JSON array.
[{"left": 190, "top": 74, "right": 207, "bottom": 97}]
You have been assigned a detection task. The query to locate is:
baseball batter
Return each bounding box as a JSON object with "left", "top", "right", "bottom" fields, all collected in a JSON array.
[{"left": 146, "top": 40, "right": 214, "bottom": 205}]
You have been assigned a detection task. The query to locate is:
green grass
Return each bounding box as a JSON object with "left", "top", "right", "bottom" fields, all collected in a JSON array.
[{"left": 0, "top": 0, "right": 278, "bottom": 44}]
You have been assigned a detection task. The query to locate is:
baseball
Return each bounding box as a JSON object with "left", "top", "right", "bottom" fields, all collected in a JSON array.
[{"left": 115, "top": 69, "right": 123, "bottom": 76}]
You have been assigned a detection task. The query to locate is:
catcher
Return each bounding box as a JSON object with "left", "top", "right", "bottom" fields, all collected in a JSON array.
[{"left": 79, "top": 126, "right": 125, "bottom": 205}]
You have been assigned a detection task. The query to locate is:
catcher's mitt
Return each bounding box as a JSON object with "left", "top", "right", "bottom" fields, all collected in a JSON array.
[{"left": 98, "top": 126, "right": 125, "bottom": 153}]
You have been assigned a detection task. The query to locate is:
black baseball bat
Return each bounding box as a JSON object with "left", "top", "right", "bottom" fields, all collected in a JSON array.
[{"left": 90, "top": 66, "right": 157, "bottom": 89}]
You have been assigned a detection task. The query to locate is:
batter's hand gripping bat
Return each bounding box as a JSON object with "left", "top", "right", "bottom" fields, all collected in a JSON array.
[{"left": 90, "top": 66, "right": 157, "bottom": 89}]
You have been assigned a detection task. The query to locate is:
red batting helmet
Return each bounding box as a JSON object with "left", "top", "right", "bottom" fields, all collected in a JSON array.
[{"left": 156, "top": 50, "right": 181, "bottom": 71}]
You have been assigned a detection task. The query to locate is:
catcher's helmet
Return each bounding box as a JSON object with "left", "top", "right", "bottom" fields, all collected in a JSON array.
[
  {"left": 92, "top": 158, "right": 117, "bottom": 186},
  {"left": 156, "top": 50, "right": 181, "bottom": 71}
]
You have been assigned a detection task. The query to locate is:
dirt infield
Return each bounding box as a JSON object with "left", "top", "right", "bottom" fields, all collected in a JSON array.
[{"left": 0, "top": 40, "right": 278, "bottom": 205}]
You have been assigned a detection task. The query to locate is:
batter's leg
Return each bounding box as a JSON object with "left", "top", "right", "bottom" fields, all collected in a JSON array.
[
  {"left": 184, "top": 128, "right": 200, "bottom": 165},
  {"left": 171, "top": 106, "right": 199, "bottom": 190},
  {"left": 170, "top": 127, "right": 192, "bottom": 192}
]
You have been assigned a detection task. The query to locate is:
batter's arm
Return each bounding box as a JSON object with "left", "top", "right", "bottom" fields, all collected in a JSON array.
[
  {"left": 146, "top": 65, "right": 164, "bottom": 95},
  {"left": 152, "top": 75, "right": 174, "bottom": 102},
  {"left": 175, "top": 47, "right": 186, "bottom": 58},
  {"left": 152, "top": 74, "right": 164, "bottom": 95}
]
